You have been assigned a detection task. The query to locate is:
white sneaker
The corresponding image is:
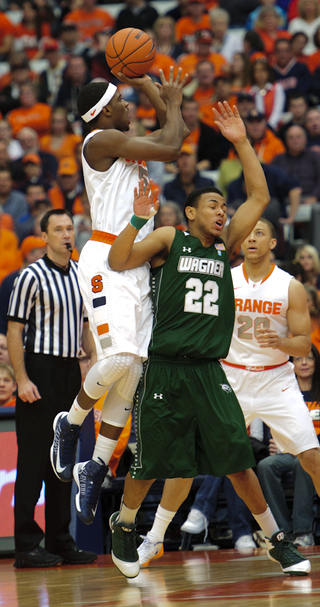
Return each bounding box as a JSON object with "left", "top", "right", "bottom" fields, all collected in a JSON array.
[
  {"left": 138, "top": 537, "right": 164, "bottom": 567},
  {"left": 293, "top": 533, "right": 315, "bottom": 547},
  {"left": 234, "top": 535, "right": 256, "bottom": 549},
  {"left": 180, "top": 509, "right": 208, "bottom": 534}
]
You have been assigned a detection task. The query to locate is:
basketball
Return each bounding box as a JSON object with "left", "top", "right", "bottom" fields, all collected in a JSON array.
[{"left": 105, "top": 28, "right": 156, "bottom": 78}]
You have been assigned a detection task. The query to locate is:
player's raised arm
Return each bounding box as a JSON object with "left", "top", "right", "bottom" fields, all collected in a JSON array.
[
  {"left": 108, "top": 179, "right": 175, "bottom": 271},
  {"left": 213, "top": 102, "right": 270, "bottom": 256}
]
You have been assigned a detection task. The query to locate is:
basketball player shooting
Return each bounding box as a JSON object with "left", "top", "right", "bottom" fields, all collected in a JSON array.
[{"left": 51, "top": 67, "right": 189, "bottom": 528}]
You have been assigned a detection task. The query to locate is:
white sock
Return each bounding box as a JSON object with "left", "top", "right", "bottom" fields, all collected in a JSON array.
[
  {"left": 147, "top": 504, "right": 176, "bottom": 543},
  {"left": 119, "top": 499, "right": 139, "bottom": 525},
  {"left": 92, "top": 433, "right": 117, "bottom": 465},
  {"left": 252, "top": 506, "right": 279, "bottom": 549},
  {"left": 67, "top": 398, "right": 89, "bottom": 426}
]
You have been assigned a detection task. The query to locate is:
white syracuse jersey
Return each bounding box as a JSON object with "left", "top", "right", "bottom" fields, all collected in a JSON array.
[
  {"left": 82, "top": 130, "right": 153, "bottom": 240},
  {"left": 225, "top": 263, "right": 293, "bottom": 367}
]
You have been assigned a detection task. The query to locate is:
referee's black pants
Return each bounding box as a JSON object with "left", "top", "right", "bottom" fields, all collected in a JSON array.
[{"left": 14, "top": 353, "right": 81, "bottom": 554}]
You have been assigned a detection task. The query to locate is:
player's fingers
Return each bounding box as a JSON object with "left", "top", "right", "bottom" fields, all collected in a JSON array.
[
  {"left": 158, "top": 68, "right": 167, "bottom": 85},
  {"left": 232, "top": 104, "right": 240, "bottom": 118},
  {"left": 180, "top": 72, "right": 189, "bottom": 88},
  {"left": 223, "top": 101, "right": 233, "bottom": 117}
]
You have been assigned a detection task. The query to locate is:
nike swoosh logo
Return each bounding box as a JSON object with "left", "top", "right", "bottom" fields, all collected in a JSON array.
[
  {"left": 234, "top": 287, "right": 241, "bottom": 290},
  {"left": 282, "top": 387, "right": 289, "bottom": 392},
  {"left": 90, "top": 109, "right": 96, "bottom": 116},
  {"left": 124, "top": 407, "right": 131, "bottom": 411},
  {"left": 97, "top": 382, "right": 106, "bottom": 386},
  {"left": 55, "top": 440, "right": 67, "bottom": 474}
]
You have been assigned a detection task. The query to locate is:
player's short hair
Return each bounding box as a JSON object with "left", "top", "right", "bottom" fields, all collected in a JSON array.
[
  {"left": 185, "top": 186, "right": 224, "bottom": 212},
  {"left": 257, "top": 216, "right": 275, "bottom": 238},
  {"left": 77, "top": 81, "right": 111, "bottom": 121},
  {"left": 40, "top": 208, "right": 73, "bottom": 233}
]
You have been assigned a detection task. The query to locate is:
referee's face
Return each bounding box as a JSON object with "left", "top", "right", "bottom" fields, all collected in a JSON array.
[{"left": 42, "top": 214, "right": 75, "bottom": 261}]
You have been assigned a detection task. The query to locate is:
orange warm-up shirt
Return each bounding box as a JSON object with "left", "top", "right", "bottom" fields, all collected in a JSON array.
[
  {"left": 175, "top": 14, "right": 211, "bottom": 45},
  {"left": 14, "top": 22, "right": 51, "bottom": 59},
  {"left": 178, "top": 51, "right": 227, "bottom": 82},
  {"left": 48, "top": 185, "right": 84, "bottom": 216},
  {"left": 0, "top": 228, "right": 21, "bottom": 285},
  {"left": 40, "top": 133, "right": 83, "bottom": 162},
  {"left": 149, "top": 53, "right": 178, "bottom": 82},
  {"left": 228, "top": 127, "right": 286, "bottom": 164},
  {"left": 7, "top": 103, "right": 51, "bottom": 137},
  {"left": 254, "top": 28, "right": 291, "bottom": 61},
  {"left": 64, "top": 8, "right": 114, "bottom": 42},
  {"left": 200, "top": 94, "right": 238, "bottom": 129}
]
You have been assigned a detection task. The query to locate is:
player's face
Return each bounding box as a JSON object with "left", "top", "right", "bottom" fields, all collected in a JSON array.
[
  {"left": 241, "top": 221, "right": 275, "bottom": 261},
  {"left": 191, "top": 192, "right": 227, "bottom": 238},
  {"left": 109, "top": 92, "right": 130, "bottom": 131},
  {"left": 293, "top": 351, "right": 315, "bottom": 381}
]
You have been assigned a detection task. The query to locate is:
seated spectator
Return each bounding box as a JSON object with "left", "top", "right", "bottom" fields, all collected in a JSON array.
[
  {"left": 16, "top": 182, "right": 49, "bottom": 240},
  {"left": 148, "top": 51, "right": 178, "bottom": 84},
  {"left": 295, "top": 243, "right": 320, "bottom": 289},
  {"left": 40, "top": 107, "right": 82, "bottom": 163},
  {"left": 304, "top": 106, "right": 320, "bottom": 153},
  {"left": 0, "top": 224, "right": 21, "bottom": 285},
  {"left": 116, "top": 0, "right": 158, "bottom": 33},
  {"left": 55, "top": 55, "right": 91, "bottom": 129},
  {"left": 243, "top": 108, "right": 286, "bottom": 163},
  {"left": 201, "top": 75, "right": 238, "bottom": 129},
  {"left": 0, "top": 168, "right": 28, "bottom": 228},
  {"left": 18, "top": 153, "right": 51, "bottom": 194},
  {"left": 180, "top": 97, "right": 230, "bottom": 170},
  {"left": 37, "top": 38, "right": 67, "bottom": 106},
  {"left": 288, "top": 0, "right": 320, "bottom": 55},
  {"left": 48, "top": 157, "right": 84, "bottom": 215},
  {"left": 13, "top": 0, "right": 51, "bottom": 60},
  {"left": 0, "top": 52, "right": 33, "bottom": 117},
  {"left": 209, "top": 7, "right": 243, "bottom": 62},
  {"left": 291, "top": 31, "right": 309, "bottom": 62},
  {"left": 7, "top": 83, "right": 51, "bottom": 138},
  {"left": 152, "top": 15, "right": 184, "bottom": 60},
  {"left": 136, "top": 86, "right": 158, "bottom": 132},
  {"left": 15, "top": 127, "right": 58, "bottom": 183},
  {"left": 272, "top": 124, "right": 320, "bottom": 204},
  {"left": 0, "top": 363, "right": 16, "bottom": 407},
  {"left": 307, "top": 24, "right": 320, "bottom": 72},
  {"left": 0, "top": 11, "right": 14, "bottom": 61},
  {"left": 166, "top": 0, "right": 190, "bottom": 24},
  {"left": 304, "top": 283, "right": 320, "bottom": 333},
  {"left": 254, "top": 5, "right": 290, "bottom": 60},
  {"left": 246, "top": 0, "right": 287, "bottom": 31},
  {"left": 218, "top": 0, "right": 260, "bottom": 28},
  {"left": 277, "top": 92, "right": 309, "bottom": 142},
  {"left": 83, "top": 29, "right": 115, "bottom": 83},
  {"left": 227, "top": 52, "right": 251, "bottom": 93},
  {"left": 162, "top": 143, "right": 215, "bottom": 212},
  {"left": 0, "top": 140, "right": 18, "bottom": 177},
  {"left": 73, "top": 189, "right": 92, "bottom": 253},
  {"left": 155, "top": 200, "right": 187, "bottom": 230},
  {"left": 175, "top": 0, "right": 211, "bottom": 52},
  {"left": 58, "top": 21, "right": 87, "bottom": 59},
  {"left": 248, "top": 58, "right": 286, "bottom": 131},
  {"left": 272, "top": 38, "right": 312, "bottom": 109},
  {"left": 185, "top": 59, "right": 215, "bottom": 107},
  {"left": 257, "top": 345, "right": 320, "bottom": 547},
  {"left": 65, "top": 0, "right": 114, "bottom": 44},
  {"left": 0, "top": 333, "right": 10, "bottom": 364},
  {"left": 243, "top": 29, "right": 265, "bottom": 59},
  {"left": 236, "top": 91, "right": 256, "bottom": 120},
  {"left": 0, "top": 120, "right": 23, "bottom": 161},
  {"left": 178, "top": 28, "right": 227, "bottom": 83}
]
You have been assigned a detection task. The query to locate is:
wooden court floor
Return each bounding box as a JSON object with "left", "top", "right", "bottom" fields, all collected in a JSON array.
[{"left": 2, "top": 545, "right": 320, "bottom": 607}]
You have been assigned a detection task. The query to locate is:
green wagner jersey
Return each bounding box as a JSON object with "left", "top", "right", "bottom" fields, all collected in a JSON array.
[{"left": 149, "top": 229, "right": 235, "bottom": 360}]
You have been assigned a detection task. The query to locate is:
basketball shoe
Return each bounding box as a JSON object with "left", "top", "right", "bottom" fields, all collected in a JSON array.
[
  {"left": 110, "top": 511, "right": 140, "bottom": 578},
  {"left": 73, "top": 458, "right": 108, "bottom": 525},
  {"left": 267, "top": 530, "right": 311, "bottom": 575},
  {"left": 50, "top": 412, "right": 81, "bottom": 481},
  {"left": 138, "top": 536, "right": 164, "bottom": 566}
]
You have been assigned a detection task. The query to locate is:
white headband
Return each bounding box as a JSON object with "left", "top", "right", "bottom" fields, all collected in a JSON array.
[{"left": 81, "top": 84, "right": 117, "bottom": 123}]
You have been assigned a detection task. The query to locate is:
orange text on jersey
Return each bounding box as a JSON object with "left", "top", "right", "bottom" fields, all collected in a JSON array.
[{"left": 235, "top": 298, "right": 282, "bottom": 314}]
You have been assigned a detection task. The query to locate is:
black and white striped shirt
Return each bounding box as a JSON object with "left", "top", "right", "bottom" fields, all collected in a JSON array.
[{"left": 7, "top": 255, "right": 84, "bottom": 358}]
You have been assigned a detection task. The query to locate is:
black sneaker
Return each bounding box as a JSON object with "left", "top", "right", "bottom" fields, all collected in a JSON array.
[
  {"left": 14, "top": 546, "right": 62, "bottom": 569},
  {"left": 50, "top": 412, "right": 81, "bottom": 482},
  {"left": 73, "top": 458, "right": 108, "bottom": 525},
  {"left": 110, "top": 511, "right": 140, "bottom": 578},
  {"left": 57, "top": 544, "right": 98, "bottom": 565},
  {"left": 267, "top": 530, "right": 311, "bottom": 576}
]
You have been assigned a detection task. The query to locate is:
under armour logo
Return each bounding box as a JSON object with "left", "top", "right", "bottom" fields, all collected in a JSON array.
[
  {"left": 183, "top": 247, "right": 191, "bottom": 252},
  {"left": 220, "top": 383, "right": 232, "bottom": 393},
  {"left": 154, "top": 393, "right": 163, "bottom": 399},
  {"left": 90, "top": 109, "right": 96, "bottom": 116}
]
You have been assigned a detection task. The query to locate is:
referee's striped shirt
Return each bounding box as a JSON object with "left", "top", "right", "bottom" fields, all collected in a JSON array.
[{"left": 7, "top": 255, "right": 84, "bottom": 358}]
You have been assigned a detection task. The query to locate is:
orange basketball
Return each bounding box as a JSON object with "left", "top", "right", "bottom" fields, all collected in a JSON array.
[{"left": 105, "top": 28, "right": 156, "bottom": 78}]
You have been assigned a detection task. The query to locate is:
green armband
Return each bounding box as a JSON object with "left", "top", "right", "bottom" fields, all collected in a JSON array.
[{"left": 130, "top": 215, "right": 148, "bottom": 230}]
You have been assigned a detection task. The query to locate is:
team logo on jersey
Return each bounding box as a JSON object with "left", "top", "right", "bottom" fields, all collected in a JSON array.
[
  {"left": 154, "top": 393, "right": 163, "bottom": 399},
  {"left": 183, "top": 247, "right": 192, "bottom": 253},
  {"left": 219, "top": 383, "right": 232, "bottom": 393}
]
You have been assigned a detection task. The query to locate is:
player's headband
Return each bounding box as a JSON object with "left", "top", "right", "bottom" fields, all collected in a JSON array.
[{"left": 81, "top": 84, "right": 117, "bottom": 123}]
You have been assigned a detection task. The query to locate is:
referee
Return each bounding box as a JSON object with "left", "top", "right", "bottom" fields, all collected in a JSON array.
[{"left": 7, "top": 208, "right": 98, "bottom": 568}]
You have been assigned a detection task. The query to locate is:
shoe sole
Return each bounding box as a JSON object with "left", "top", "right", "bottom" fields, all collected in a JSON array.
[
  {"left": 268, "top": 552, "right": 311, "bottom": 576},
  {"left": 73, "top": 463, "right": 95, "bottom": 525},
  {"left": 109, "top": 514, "right": 140, "bottom": 578},
  {"left": 61, "top": 556, "right": 98, "bottom": 565},
  {"left": 50, "top": 412, "right": 72, "bottom": 483},
  {"left": 140, "top": 544, "right": 164, "bottom": 567},
  {"left": 14, "top": 557, "right": 62, "bottom": 568}
]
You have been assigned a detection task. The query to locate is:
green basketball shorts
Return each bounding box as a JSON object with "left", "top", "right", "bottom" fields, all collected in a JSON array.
[{"left": 130, "top": 356, "right": 255, "bottom": 480}]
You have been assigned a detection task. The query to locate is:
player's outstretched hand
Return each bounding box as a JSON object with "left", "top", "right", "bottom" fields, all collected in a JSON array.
[
  {"left": 213, "top": 102, "right": 247, "bottom": 144},
  {"left": 155, "top": 66, "right": 188, "bottom": 105},
  {"left": 133, "top": 178, "right": 159, "bottom": 219}
]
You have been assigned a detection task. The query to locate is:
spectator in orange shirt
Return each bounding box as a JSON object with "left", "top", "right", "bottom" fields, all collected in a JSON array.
[
  {"left": 0, "top": 363, "right": 17, "bottom": 408},
  {"left": 0, "top": 225, "right": 21, "bottom": 285},
  {"left": 228, "top": 52, "right": 252, "bottom": 93},
  {"left": 152, "top": 15, "right": 185, "bottom": 60},
  {"left": 7, "top": 84, "right": 51, "bottom": 138},
  {"left": 254, "top": 5, "right": 291, "bottom": 61},
  {"left": 0, "top": 53, "right": 34, "bottom": 117},
  {"left": 178, "top": 28, "right": 227, "bottom": 82},
  {"left": 58, "top": 21, "right": 87, "bottom": 59},
  {"left": 148, "top": 50, "right": 178, "bottom": 82},
  {"left": 244, "top": 108, "right": 286, "bottom": 163},
  {"left": 0, "top": 12, "right": 14, "bottom": 61},
  {"left": 13, "top": 0, "right": 51, "bottom": 60},
  {"left": 191, "top": 59, "right": 216, "bottom": 106},
  {"left": 40, "top": 107, "right": 82, "bottom": 163},
  {"left": 48, "top": 157, "right": 84, "bottom": 216},
  {"left": 201, "top": 74, "right": 238, "bottom": 128},
  {"left": 175, "top": 0, "right": 211, "bottom": 52},
  {"left": 64, "top": 0, "right": 114, "bottom": 43}
]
